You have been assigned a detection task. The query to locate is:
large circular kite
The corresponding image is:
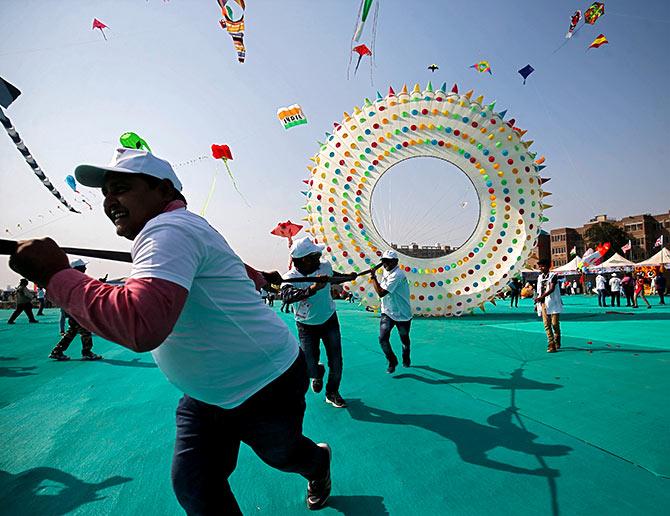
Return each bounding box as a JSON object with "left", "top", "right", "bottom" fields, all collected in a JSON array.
[{"left": 302, "top": 83, "right": 550, "bottom": 316}]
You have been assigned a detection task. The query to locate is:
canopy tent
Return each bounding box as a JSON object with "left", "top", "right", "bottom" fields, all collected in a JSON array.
[
  {"left": 592, "top": 252, "right": 635, "bottom": 270},
  {"left": 552, "top": 256, "right": 582, "bottom": 273},
  {"left": 635, "top": 247, "right": 670, "bottom": 267}
]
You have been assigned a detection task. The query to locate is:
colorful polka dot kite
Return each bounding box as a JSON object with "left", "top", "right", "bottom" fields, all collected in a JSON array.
[{"left": 301, "top": 82, "right": 550, "bottom": 316}]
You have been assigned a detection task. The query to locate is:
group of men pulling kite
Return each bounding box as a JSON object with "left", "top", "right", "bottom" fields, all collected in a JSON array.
[{"left": 7, "top": 148, "right": 412, "bottom": 513}]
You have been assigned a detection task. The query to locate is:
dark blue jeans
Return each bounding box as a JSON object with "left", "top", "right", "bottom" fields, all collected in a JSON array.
[
  {"left": 379, "top": 314, "right": 412, "bottom": 366},
  {"left": 597, "top": 289, "right": 607, "bottom": 307},
  {"left": 296, "top": 313, "right": 343, "bottom": 395},
  {"left": 171, "top": 351, "right": 329, "bottom": 515}
]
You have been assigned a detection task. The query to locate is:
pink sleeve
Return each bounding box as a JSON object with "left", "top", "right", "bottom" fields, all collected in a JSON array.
[
  {"left": 47, "top": 269, "right": 188, "bottom": 352},
  {"left": 245, "top": 264, "right": 267, "bottom": 291}
]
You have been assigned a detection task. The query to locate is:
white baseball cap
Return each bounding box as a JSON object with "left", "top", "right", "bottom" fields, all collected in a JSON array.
[
  {"left": 290, "top": 236, "right": 325, "bottom": 259},
  {"left": 70, "top": 258, "right": 88, "bottom": 268},
  {"left": 75, "top": 148, "right": 183, "bottom": 191},
  {"left": 381, "top": 249, "right": 399, "bottom": 260}
]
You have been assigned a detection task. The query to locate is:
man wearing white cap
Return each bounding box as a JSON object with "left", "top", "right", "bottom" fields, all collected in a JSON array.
[
  {"left": 281, "top": 237, "right": 348, "bottom": 409},
  {"left": 48, "top": 258, "right": 102, "bottom": 361},
  {"left": 369, "top": 249, "right": 412, "bottom": 373},
  {"left": 9, "top": 148, "right": 331, "bottom": 513}
]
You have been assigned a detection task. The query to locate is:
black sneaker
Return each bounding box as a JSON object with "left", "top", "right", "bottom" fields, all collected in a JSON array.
[
  {"left": 325, "top": 393, "right": 347, "bottom": 408},
  {"left": 49, "top": 351, "right": 70, "bottom": 361},
  {"left": 402, "top": 357, "right": 411, "bottom": 368},
  {"left": 312, "top": 364, "right": 326, "bottom": 393},
  {"left": 81, "top": 352, "right": 103, "bottom": 361},
  {"left": 386, "top": 362, "right": 397, "bottom": 374},
  {"left": 306, "top": 443, "right": 331, "bottom": 510}
]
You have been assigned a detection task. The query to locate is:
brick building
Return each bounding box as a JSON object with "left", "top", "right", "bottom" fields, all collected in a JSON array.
[{"left": 543, "top": 211, "right": 670, "bottom": 266}]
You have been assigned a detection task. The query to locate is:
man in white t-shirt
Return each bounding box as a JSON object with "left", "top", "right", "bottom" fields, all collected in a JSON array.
[
  {"left": 369, "top": 250, "right": 412, "bottom": 373},
  {"left": 535, "top": 259, "right": 563, "bottom": 353},
  {"left": 609, "top": 273, "right": 622, "bottom": 307},
  {"left": 282, "top": 237, "right": 349, "bottom": 409},
  {"left": 8, "top": 148, "right": 332, "bottom": 513},
  {"left": 595, "top": 272, "right": 607, "bottom": 307}
]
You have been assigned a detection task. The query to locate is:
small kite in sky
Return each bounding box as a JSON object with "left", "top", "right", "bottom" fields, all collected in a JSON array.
[
  {"left": 206, "top": 143, "right": 249, "bottom": 212},
  {"left": 589, "top": 34, "right": 608, "bottom": 49},
  {"left": 92, "top": 18, "right": 109, "bottom": 40},
  {"left": 352, "top": 44, "right": 372, "bottom": 74},
  {"left": 277, "top": 105, "right": 307, "bottom": 130},
  {"left": 584, "top": 2, "right": 605, "bottom": 25},
  {"left": 518, "top": 64, "right": 534, "bottom": 84},
  {"left": 470, "top": 61, "right": 492, "bottom": 75},
  {"left": 270, "top": 220, "right": 303, "bottom": 247},
  {"left": 120, "top": 132, "right": 151, "bottom": 152},
  {"left": 65, "top": 175, "right": 93, "bottom": 210},
  {"left": 427, "top": 64, "right": 439, "bottom": 73},
  {"left": 566, "top": 10, "right": 581, "bottom": 38},
  {"left": 217, "top": 0, "right": 246, "bottom": 63}
]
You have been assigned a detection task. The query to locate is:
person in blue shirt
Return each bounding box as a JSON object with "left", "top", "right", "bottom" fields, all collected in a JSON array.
[{"left": 281, "top": 237, "right": 351, "bottom": 409}]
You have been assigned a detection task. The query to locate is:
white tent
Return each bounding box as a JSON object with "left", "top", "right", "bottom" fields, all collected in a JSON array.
[
  {"left": 552, "top": 256, "right": 581, "bottom": 272},
  {"left": 592, "top": 252, "right": 635, "bottom": 270},
  {"left": 636, "top": 247, "right": 670, "bottom": 267}
]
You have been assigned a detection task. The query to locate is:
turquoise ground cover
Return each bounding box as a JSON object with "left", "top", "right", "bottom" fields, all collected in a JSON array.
[{"left": 1, "top": 296, "right": 668, "bottom": 515}]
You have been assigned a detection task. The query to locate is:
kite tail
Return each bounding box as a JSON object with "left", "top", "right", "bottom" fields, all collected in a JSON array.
[
  {"left": 354, "top": 55, "right": 363, "bottom": 74},
  {"left": 222, "top": 159, "right": 251, "bottom": 208},
  {"left": 0, "top": 107, "right": 79, "bottom": 213},
  {"left": 200, "top": 167, "right": 219, "bottom": 216}
]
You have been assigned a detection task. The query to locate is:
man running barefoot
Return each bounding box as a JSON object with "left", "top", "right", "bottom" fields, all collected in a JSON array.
[{"left": 9, "top": 148, "right": 331, "bottom": 513}]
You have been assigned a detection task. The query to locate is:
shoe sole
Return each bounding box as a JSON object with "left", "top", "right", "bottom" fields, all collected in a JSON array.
[{"left": 325, "top": 398, "right": 347, "bottom": 409}]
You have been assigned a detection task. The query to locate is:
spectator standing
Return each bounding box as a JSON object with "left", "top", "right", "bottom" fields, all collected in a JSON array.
[
  {"left": 595, "top": 273, "right": 607, "bottom": 307},
  {"left": 655, "top": 272, "right": 666, "bottom": 305},
  {"left": 609, "top": 273, "right": 621, "bottom": 307},
  {"left": 36, "top": 287, "right": 46, "bottom": 315},
  {"left": 621, "top": 272, "right": 635, "bottom": 306}
]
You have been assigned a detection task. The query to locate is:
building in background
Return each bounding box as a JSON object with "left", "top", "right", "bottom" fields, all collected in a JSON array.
[
  {"left": 542, "top": 211, "right": 669, "bottom": 266},
  {"left": 391, "top": 242, "right": 455, "bottom": 259}
]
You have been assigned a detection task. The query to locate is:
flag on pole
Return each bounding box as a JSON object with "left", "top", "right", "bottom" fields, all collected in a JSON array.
[
  {"left": 654, "top": 235, "right": 664, "bottom": 248},
  {"left": 621, "top": 240, "right": 631, "bottom": 253},
  {"left": 569, "top": 246, "right": 577, "bottom": 256}
]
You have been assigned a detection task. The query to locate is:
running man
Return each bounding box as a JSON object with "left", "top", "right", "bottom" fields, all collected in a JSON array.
[
  {"left": 282, "top": 237, "right": 349, "bottom": 409},
  {"left": 9, "top": 148, "right": 331, "bottom": 513},
  {"left": 369, "top": 250, "right": 413, "bottom": 373}
]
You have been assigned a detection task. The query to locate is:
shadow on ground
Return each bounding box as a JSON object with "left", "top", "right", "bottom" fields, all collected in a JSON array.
[
  {"left": 0, "top": 467, "right": 132, "bottom": 515},
  {"left": 393, "top": 365, "right": 562, "bottom": 391},
  {"left": 327, "top": 495, "right": 389, "bottom": 515},
  {"left": 346, "top": 399, "right": 571, "bottom": 477}
]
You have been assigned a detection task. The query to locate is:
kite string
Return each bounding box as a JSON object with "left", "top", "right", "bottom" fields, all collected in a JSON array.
[
  {"left": 222, "top": 159, "right": 251, "bottom": 208},
  {"left": 200, "top": 166, "right": 219, "bottom": 217}
]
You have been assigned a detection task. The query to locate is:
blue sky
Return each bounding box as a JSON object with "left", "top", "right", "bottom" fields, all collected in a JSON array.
[{"left": 1, "top": 0, "right": 669, "bottom": 287}]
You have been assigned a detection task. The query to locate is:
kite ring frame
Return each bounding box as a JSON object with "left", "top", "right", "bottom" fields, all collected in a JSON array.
[{"left": 302, "top": 83, "right": 549, "bottom": 316}]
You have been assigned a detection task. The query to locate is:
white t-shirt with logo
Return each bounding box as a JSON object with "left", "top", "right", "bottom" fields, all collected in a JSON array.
[
  {"left": 596, "top": 274, "right": 606, "bottom": 290},
  {"left": 379, "top": 266, "right": 412, "bottom": 321},
  {"left": 284, "top": 261, "right": 336, "bottom": 325},
  {"left": 609, "top": 277, "right": 621, "bottom": 292},
  {"left": 130, "top": 208, "right": 298, "bottom": 409}
]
